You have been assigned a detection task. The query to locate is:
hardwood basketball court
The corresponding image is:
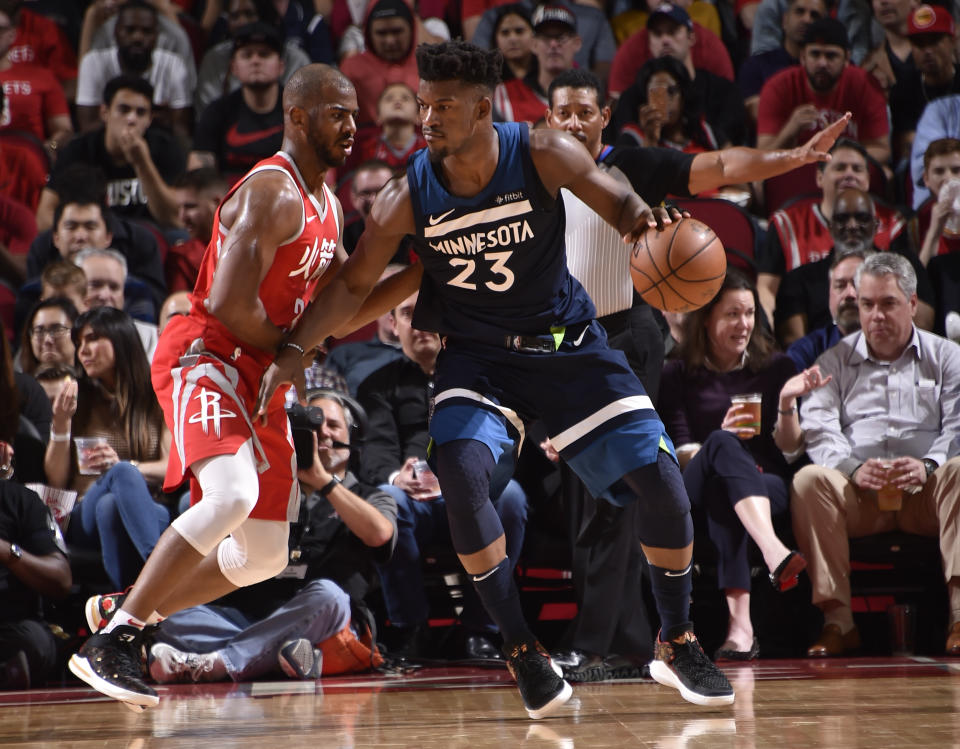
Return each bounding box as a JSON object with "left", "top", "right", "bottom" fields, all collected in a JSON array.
[{"left": 2, "top": 657, "right": 959, "bottom": 747}]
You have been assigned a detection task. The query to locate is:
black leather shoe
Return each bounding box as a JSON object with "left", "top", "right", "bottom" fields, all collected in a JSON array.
[
  {"left": 562, "top": 653, "right": 650, "bottom": 682},
  {"left": 389, "top": 624, "right": 427, "bottom": 660},
  {"left": 464, "top": 633, "right": 503, "bottom": 661},
  {"left": 550, "top": 649, "right": 591, "bottom": 669},
  {"left": 0, "top": 651, "right": 30, "bottom": 690},
  {"left": 714, "top": 637, "right": 760, "bottom": 662}
]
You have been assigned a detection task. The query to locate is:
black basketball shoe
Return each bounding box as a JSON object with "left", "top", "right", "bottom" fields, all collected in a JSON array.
[
  {"left": 649, "top": 629, "right": 735, "bottom": 707},
  {"left": 505, "top": 641, "right": 573, "bottom": 719},
  {"left": 85, "top": 590, "right": 128, "bottom": 632},
  {"left": 69, "top": 625, "right": 159, "bottom": 711}
]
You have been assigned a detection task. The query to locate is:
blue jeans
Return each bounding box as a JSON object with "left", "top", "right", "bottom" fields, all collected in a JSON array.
[
  {"left": 376, "top": 479, "right": 527, "bottom": 632},
  {"left": 156, "top": 579, "right": 351, "bottom": 681},
  {"left": 68, "top": 462, "right": 171, "bottom": 590}
]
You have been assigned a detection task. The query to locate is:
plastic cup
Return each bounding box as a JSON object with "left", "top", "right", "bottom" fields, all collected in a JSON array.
[
  {"left": 730, "top": 393, "right": 762, "bottom": 439},
  {"left": 75, "top": 436, "right": 108, "bottom": 476},
  {"left": 411, "top": 459, "right": 441, "bottom": 499},
  {"left": 877, "top": 461, "right": 903, "bottom": 511}
]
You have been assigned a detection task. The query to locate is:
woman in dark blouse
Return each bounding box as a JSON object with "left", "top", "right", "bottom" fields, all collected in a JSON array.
[{"left": 658, "top": 269, "right": 803, "bottom": 661}]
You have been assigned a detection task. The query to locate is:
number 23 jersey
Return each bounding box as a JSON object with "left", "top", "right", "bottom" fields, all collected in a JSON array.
[{"left": 406, "top": 122, "right": 596, "bottom": 341}]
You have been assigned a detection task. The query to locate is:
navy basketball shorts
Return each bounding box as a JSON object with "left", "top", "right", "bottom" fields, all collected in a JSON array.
[{"left": 429, "top": 320, "right": 678, "bottom": 505}]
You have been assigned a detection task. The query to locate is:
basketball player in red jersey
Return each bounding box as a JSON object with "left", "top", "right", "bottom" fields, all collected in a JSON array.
[{"left": 67, "top": 64, "right": 413, "bottom": 710}]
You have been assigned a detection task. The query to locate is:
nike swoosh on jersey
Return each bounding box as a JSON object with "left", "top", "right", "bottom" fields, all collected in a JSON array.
[
  {"left": 428, "top": 208, "right": 456, "bottom": 225},
  {"left": 224, "top": 123, "right": 284, "bottom": 148},
  {"left": 571, "top": 326, "right": 589, "bottom": 347}
]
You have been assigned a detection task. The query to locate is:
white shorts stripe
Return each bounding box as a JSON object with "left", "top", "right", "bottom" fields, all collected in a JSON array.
[
  {"left": 549, "top": 395, "right": 654, "bottom": 451},
  {"left": 434, "top": 387, "right": 526, "bottom": 448}
]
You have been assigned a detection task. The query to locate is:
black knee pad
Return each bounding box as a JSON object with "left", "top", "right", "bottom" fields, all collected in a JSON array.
[
  {"left": 620, "top": 450, "right": 693, "bottom": 548},
  {"left": 436, "top": 440, "right": 505, "bottom": 554}
]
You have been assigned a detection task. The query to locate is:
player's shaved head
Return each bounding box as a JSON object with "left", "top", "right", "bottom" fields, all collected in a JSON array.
[
  {"left": 283, "top": 64, "right": 354, "bottom": 111},
  {"left": 280, "top": 63, "right": 358, "bottom": 170}
]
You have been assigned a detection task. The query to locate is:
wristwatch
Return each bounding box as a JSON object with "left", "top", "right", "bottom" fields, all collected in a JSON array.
[
  {"left": 319, "top": 475, "right": 342, "bottom": 497},
  {"left": 8, "top": 542, "right": 22, "bottom": 563},
  {"left": 922, "top": 459, "right": 938, "bottom": 478}
]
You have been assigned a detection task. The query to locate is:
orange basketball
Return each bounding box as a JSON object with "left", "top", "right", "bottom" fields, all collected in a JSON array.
[{"left": 629, "top": 218, "right": 727, "bottom": 313}]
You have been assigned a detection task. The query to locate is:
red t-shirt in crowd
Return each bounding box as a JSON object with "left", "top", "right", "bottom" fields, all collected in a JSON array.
[
  {"left": 165, "top": 237, "right": 206, "bottom": 294},
  {"left": 608, "top": 22, "right": 734, "bottom": 97},
  {"left": 493, "top": 79, "right": 548, "bottom": 126},
  {"left": 7, "top": 8, "right": 77, "bottom": 83},
  {"left": 769, "top": 197, "right": 903, "bottom": 272},
  {"left": 0, "top": 192, "right": 37, "bottom": 257},
  {"left": 0, "top": 139, "right": 47, "bottom": 211},
  {"left": 914, "top": 199, "right": 960, "bottom": 256},
  {"left": 0, "top": 64, "right": 69, "bottom": 141},
  {"left": 756, "top": 64, "right": 889, "bottom": 146}
]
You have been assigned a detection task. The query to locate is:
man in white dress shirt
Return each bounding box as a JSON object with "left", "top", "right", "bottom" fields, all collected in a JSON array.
[{"left": 792, "top": 252, "right": 960, "bottom": 657}]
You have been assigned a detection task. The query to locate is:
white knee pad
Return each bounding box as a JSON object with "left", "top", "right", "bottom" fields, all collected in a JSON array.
[
  {"left": 171, "top": 441, "right": 260, "bottom": 556},
  {"left": 217, "top": 517, "right": 290, "bottom": 587}
]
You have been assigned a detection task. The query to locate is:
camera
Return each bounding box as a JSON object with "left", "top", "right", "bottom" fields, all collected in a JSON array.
[{"left": 286, "top": 403, "right": 324, "bottom": 469}]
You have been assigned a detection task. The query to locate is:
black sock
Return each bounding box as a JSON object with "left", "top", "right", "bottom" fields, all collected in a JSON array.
[
  {"left": 470, "top": 557, "right": 535, "bottom": 647},
  {"left": 648, "top": 561, "right": 693, "bottom": 641}
]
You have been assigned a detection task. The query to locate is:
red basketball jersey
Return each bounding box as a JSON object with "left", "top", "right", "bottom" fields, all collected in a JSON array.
[
  {"left": 771, "top": 198, "right": 903, "bottom": 272},
  {"left": 152, "top": 152, "right": 341, "bottom": 515},
  {"left": 189, "top": 151, "right": 340, "bottom": 364}
]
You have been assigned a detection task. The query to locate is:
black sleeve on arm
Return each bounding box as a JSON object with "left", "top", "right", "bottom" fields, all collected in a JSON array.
[
  {"left": 895, "top": 244, "right": 936, "bottom": 305},
  {"left": 192, "top": 100, "right": 225, "bottom": 158},
  {"left": 355, "top": 367, "right": 404, "bottom": 488},
  {"left": 608, "top": 146, "right": 694, "bottom": 205},
  {"left": 756, "top": 225, "right": 787, "bottom": 275}
]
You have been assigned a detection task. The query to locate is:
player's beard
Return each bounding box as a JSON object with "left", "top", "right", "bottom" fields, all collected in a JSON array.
[{"left": 309, "top": 122, "right": 350, "bottom": 168}]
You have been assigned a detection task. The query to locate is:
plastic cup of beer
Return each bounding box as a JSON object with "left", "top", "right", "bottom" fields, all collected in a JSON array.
[
  {"left": 75, "top": 436, "right": 108, "bottom": 476},
  {"left": 877, "top": 461, "right": 903, "bottom": 511},
  {"left": 412, "top": 459, "right": 441, "bottom": 499},
  {"left": 730, "top": 393, "right": 762, "bottom": 439}
]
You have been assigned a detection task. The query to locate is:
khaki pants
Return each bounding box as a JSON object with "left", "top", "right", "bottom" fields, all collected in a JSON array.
[{"left": 790, "top": 458, "right": 960, "bottom": 612}]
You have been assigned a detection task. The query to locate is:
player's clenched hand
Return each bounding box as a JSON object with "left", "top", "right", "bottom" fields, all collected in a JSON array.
[
  {"left": 255, "top": 347, "right": 307, "bottom": 425},
  {"left": 623, "top": 204, "right": 674, "bottom": 244}
]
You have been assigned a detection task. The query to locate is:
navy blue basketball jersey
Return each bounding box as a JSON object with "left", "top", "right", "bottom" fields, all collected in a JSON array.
[{"left": 405, "top": 122, "right": 596, "bottom": 340}]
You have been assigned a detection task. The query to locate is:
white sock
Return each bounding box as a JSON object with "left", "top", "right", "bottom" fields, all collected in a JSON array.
[{"left": 103, "top": 609, "right": 146, "bottom": 633}]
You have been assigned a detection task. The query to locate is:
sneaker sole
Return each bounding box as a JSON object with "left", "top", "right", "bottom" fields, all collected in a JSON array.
[
  {"left": 524, "top": 660, "right": 574, "bottom": 720},
  {"left": 84, "top": 596, "right": 104, "bottom": 633},
  {"left": 648, "top": 660, "right": 735, "bottom": 707},
  {"left": 526, "top": 679, "right": 573, "bottom": 720},
  {"left": 68, "top": 654, "right": 159, "bottom": 709}
]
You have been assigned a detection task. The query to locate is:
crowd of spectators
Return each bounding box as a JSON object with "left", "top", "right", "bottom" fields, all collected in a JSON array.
[{"left": 3, "top": 0, "right": 960, "bottom": 689}]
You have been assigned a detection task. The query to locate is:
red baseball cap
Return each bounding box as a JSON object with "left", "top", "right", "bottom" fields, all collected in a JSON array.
[{"left": 908, "top": 4, "right": 955, "bottom": 37}]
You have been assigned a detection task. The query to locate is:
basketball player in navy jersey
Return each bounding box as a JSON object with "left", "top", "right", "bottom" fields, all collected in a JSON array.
[
  {"left": 258, "top": 41, "right": 733, "bottom": 718},
  {"left": 544, "top": 69, "right": 850, "bottom": 678}
]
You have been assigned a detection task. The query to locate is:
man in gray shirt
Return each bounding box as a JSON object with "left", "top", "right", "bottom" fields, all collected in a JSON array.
[{"left": 792, "top": 252, "right": 960, "bottom": 657}]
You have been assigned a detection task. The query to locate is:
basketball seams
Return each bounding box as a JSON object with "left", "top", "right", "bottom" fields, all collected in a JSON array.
[{"left": 628, "top": 218, "right": 727, "bottom": 312}]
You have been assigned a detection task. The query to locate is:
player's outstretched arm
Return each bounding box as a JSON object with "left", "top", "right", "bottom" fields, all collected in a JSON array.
[
  {"left": 206, "top": 171, "right": 306, "bottom": 353},
  {"left": 255, "top": 177, "right": 417, "bottom": 419},
  {"left": 530, "top": 128, "right": 670, "bottom": 244},
  {"left": 687, "top": 112, "right": 852, "bottom": 195}
]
